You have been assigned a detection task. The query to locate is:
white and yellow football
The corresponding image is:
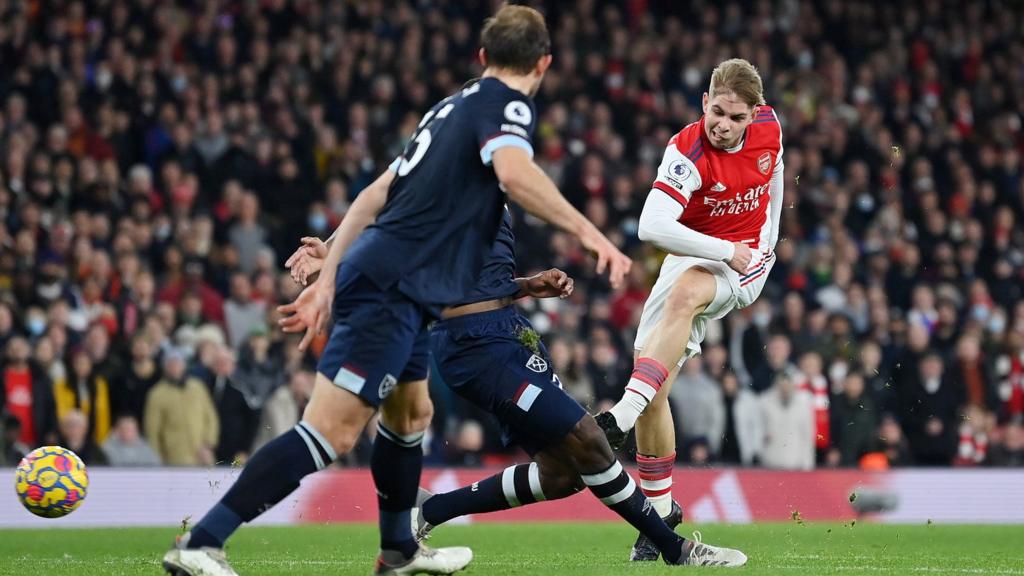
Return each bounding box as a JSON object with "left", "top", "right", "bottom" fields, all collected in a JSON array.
[{"left": 14, "top": 446, "right": 89, "bottom": 518}]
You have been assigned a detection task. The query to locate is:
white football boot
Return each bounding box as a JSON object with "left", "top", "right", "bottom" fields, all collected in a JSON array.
[
  {"left": 372, "top": 544, "right": 473, "bottom": 575},
  {"left": 669, "top": 531, "right": 748, "bottom": 567},
  {"left": 162, "top": 533, "right": 240, "bottom": 576}
]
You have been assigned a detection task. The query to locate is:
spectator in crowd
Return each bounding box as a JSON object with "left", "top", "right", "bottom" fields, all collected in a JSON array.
[
  {"left": 57, "top": 409, "right": 107, "bottom": 466},
  {"left": 2, "top": 414, "right": 30, "bottom": 465},
  {"left": 760, "top": 371, "right": 815, "bottom": 470},
  {"left": 900, "top": 352, "right": 959, "bottom": 465},
  {"left": 877, "top": 414, "right": 913, "bottom": 467},
  {"left": 856, "top": 340, "right": 894, "bottom": 416},
  {"left": 224, "top": 272, "right": 266, "bottom": 350},
  {"left": 53, "top": 346, "right": 112, "bottom": 446},
  {"left": 446, "top": 420, "right": 486, "bottom": 468},
  {"left": 718, "top": 371, "right": 762, "bottom": 466},
  {"left": 749, "top": 334, "right": 796, "bottom": 393},
  {"left": 143, "top": 348, "right": 219, "bottom": 466},
  {"left": 830, "top": 373, "right": 879, "bottom": 466},
  {"left": 206, "top": 345, "right": 260, "bottom": 465},
  {"left": 954, "top": 404, "right": 994, "bottom": 466},
  {"left": 1, "top": 336, "right": 57, "bottom": 448},
  {"left": 116, "top": 335, "right": 161, "bottom": 427},
  {"left": 796, "top": 351, "right": 831, "bottom": 460},
  {"left": 102, "top": 414, "right": 162, "bottom": 467},
  {"left": 253, "top": 369, "right": 315, "bottom": 452},
  {"left": 989, "top": 421, "right": 1024, "bottom": 467},
  {"left": 232, "top": 325, "right": 284, "bottom": 412},
  {"left": 670, "top": 356, "right": 724, "bottom": 458}
]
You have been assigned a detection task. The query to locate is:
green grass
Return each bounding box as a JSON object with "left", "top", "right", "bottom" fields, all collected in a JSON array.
[{"left": 0, "top": 522, "right": 1021, "bottom": 575}]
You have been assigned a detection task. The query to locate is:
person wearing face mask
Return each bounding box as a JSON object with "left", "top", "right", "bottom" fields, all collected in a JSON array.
[
  {"left": 23, "top": 309, "right": 48, "bottom": 339},
  {"left": 307, "top": 207, "right": 329, "bottom": 235}
]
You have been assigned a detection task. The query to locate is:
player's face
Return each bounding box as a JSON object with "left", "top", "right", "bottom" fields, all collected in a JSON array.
[{"left": 702, "top": 91, "right": 756, "bottom": 149}]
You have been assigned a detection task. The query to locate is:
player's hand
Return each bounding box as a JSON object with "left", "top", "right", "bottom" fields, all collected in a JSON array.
[
  {"left": 727, "top": 242, "right": 753, "bottom": 274},
  {"left": 523, "top": 268, "right": 574, "bottom": 299},
  {"left": 580, "top": 232, "right": 632, "bottom": 289},
  {"left": 277, "top": 281, "right": 333, "bottom": 351},
  {"left": 285, "top": 237, "right": 328, "bottom": 286}
]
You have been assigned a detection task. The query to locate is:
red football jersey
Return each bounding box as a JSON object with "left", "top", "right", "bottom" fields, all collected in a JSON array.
[{"left": 652, "top": 106, "right": 783, "bottom": 252}]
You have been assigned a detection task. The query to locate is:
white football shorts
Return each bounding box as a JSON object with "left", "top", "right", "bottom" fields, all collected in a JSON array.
[{"left": 634, "top": 250, "right": 775, "bottom": 366}]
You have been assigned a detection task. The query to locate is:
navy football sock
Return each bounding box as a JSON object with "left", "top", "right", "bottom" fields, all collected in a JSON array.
[
  {"left": 188, "top": 421, "right": 336, "bottom": 549},
  {"left": 581, "top": 461, "right": 684, "bottom": 563},
  {"left": 421, "top": 463, "right": 543, "bottom": 526},
  {"left": 372, "top": 423, "right": 425, "bottom": 559}
]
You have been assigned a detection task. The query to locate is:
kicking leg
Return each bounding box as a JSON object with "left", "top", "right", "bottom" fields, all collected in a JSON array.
[
  {"left": 607, "top": 267, "right": 718, "bottom": 434},
  {"left": 630, "top": 271, "right": 716, "bottom": 519},
  {"left": 599, "top": 268, "right": 717, "bottom": 560}
]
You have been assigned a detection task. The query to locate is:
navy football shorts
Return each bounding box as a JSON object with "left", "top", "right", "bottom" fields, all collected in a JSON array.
[
  {"left": 430, "top": 306, "right": 586, "bottom": 455},
  {"left": 316, "top": 263, "right": 430, "bottom": 407}
]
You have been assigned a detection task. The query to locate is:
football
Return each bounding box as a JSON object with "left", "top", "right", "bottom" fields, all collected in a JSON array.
[{"left": 14, "top": 446, "right": 89, "bottom": 519}]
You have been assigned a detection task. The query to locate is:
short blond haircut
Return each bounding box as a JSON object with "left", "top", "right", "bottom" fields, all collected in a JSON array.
[{"left": 709, "top": 58, "right": 766, "bottom": 107}]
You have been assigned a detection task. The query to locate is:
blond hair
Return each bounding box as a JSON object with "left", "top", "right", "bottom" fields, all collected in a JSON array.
[{"left": 709, "top": 59, "right": 765, "bottom": 107}]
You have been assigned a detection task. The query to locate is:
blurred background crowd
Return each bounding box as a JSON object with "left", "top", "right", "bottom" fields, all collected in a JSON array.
[{"left": 1, "top": 0, "right": 1023, "bottom": 470}]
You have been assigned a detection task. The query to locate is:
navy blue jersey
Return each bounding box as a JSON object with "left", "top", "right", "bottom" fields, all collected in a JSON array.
[
  {"left": 344, "top": 77, "right": 536, "bottom": 307},
  {"left": 457, "top": 208, "right": 520, "bottom": 305}
]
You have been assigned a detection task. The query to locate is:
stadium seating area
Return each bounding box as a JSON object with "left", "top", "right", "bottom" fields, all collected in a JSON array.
[{"left": 1, "top": 0, "right": 1023, "bottom": 470}]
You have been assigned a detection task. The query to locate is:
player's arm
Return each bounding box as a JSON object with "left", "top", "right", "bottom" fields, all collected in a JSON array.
[
  {"left": 636, "top": 144, "right": 751, "bottom": 272},
  {"left": 492, "top": 147, "right": 630, "bottom": 288},
  {"left": 767, "top": 151, "right": 785, "bottom": 250},
  {"left": 637, "top": 193, "right": 737, "bottom": 260}
]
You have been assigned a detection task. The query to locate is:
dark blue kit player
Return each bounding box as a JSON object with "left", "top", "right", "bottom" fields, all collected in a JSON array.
[
  {"left": 289, "top": 211, "right": 748, "bottom": 569},
  {"left": 163, "top": 5, "right": 630, "bottom": 576}
]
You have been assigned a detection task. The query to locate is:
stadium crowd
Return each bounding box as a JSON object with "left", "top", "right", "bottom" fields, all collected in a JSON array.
[{"left": 1, "top": 0, "right": 1023, "bottom": 470}]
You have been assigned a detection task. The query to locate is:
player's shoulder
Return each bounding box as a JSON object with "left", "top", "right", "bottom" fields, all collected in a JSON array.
[
  {"left": 668, "top": 121, "right": 708, "bottom": 165},
  {"left": 462, "top": 78, "right": 535, "bottom": 127},
  {"left": 748, "top": 104, "right": 783, "bottom": 148}
]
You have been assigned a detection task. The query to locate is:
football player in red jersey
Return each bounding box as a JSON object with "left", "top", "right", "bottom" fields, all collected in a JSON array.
[{"left": 596, "top": 58, "right": 785, "bottom": 561}]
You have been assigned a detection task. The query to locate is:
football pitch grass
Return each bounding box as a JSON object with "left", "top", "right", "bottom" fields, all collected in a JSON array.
[{"left": 0, "top": 522, "right": 1021, "bottom": 575}]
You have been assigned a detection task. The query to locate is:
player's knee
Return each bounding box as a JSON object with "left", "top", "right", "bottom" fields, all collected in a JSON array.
[
  {"left": 313, "top": 423, "right": 358, "bottom": 457},
  {"left": 636, "top": 394, "right": 670, "bottom": 428},
  {"left": 666, "top": 283, "right": 704, "bottom": 316},
  {"left": 380, "top": 397, "right": 434, "bottom": 436}
]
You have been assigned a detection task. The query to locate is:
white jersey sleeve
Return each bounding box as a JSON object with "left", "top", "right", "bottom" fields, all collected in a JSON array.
[
  {"left": 767, "top": 154, "right": 785, "bottom": 250},
  {"left": 638, "top": 193, "right": 736, "bottom": 261},
  {"left": 651, "top": 143, "right": 701, "bottom": 207},
  {"left": 638, "top": 142, "right": 735, "bottom": 261}
]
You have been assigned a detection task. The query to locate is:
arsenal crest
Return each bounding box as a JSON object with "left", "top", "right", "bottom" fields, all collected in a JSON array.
[{"left": 757, "top": 152, "right": 772, "bottom": 175}]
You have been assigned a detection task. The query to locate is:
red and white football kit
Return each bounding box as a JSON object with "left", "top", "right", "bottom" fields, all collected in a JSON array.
[{"left": 634, "top": 106, "right": 785, "bottom": 365}]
